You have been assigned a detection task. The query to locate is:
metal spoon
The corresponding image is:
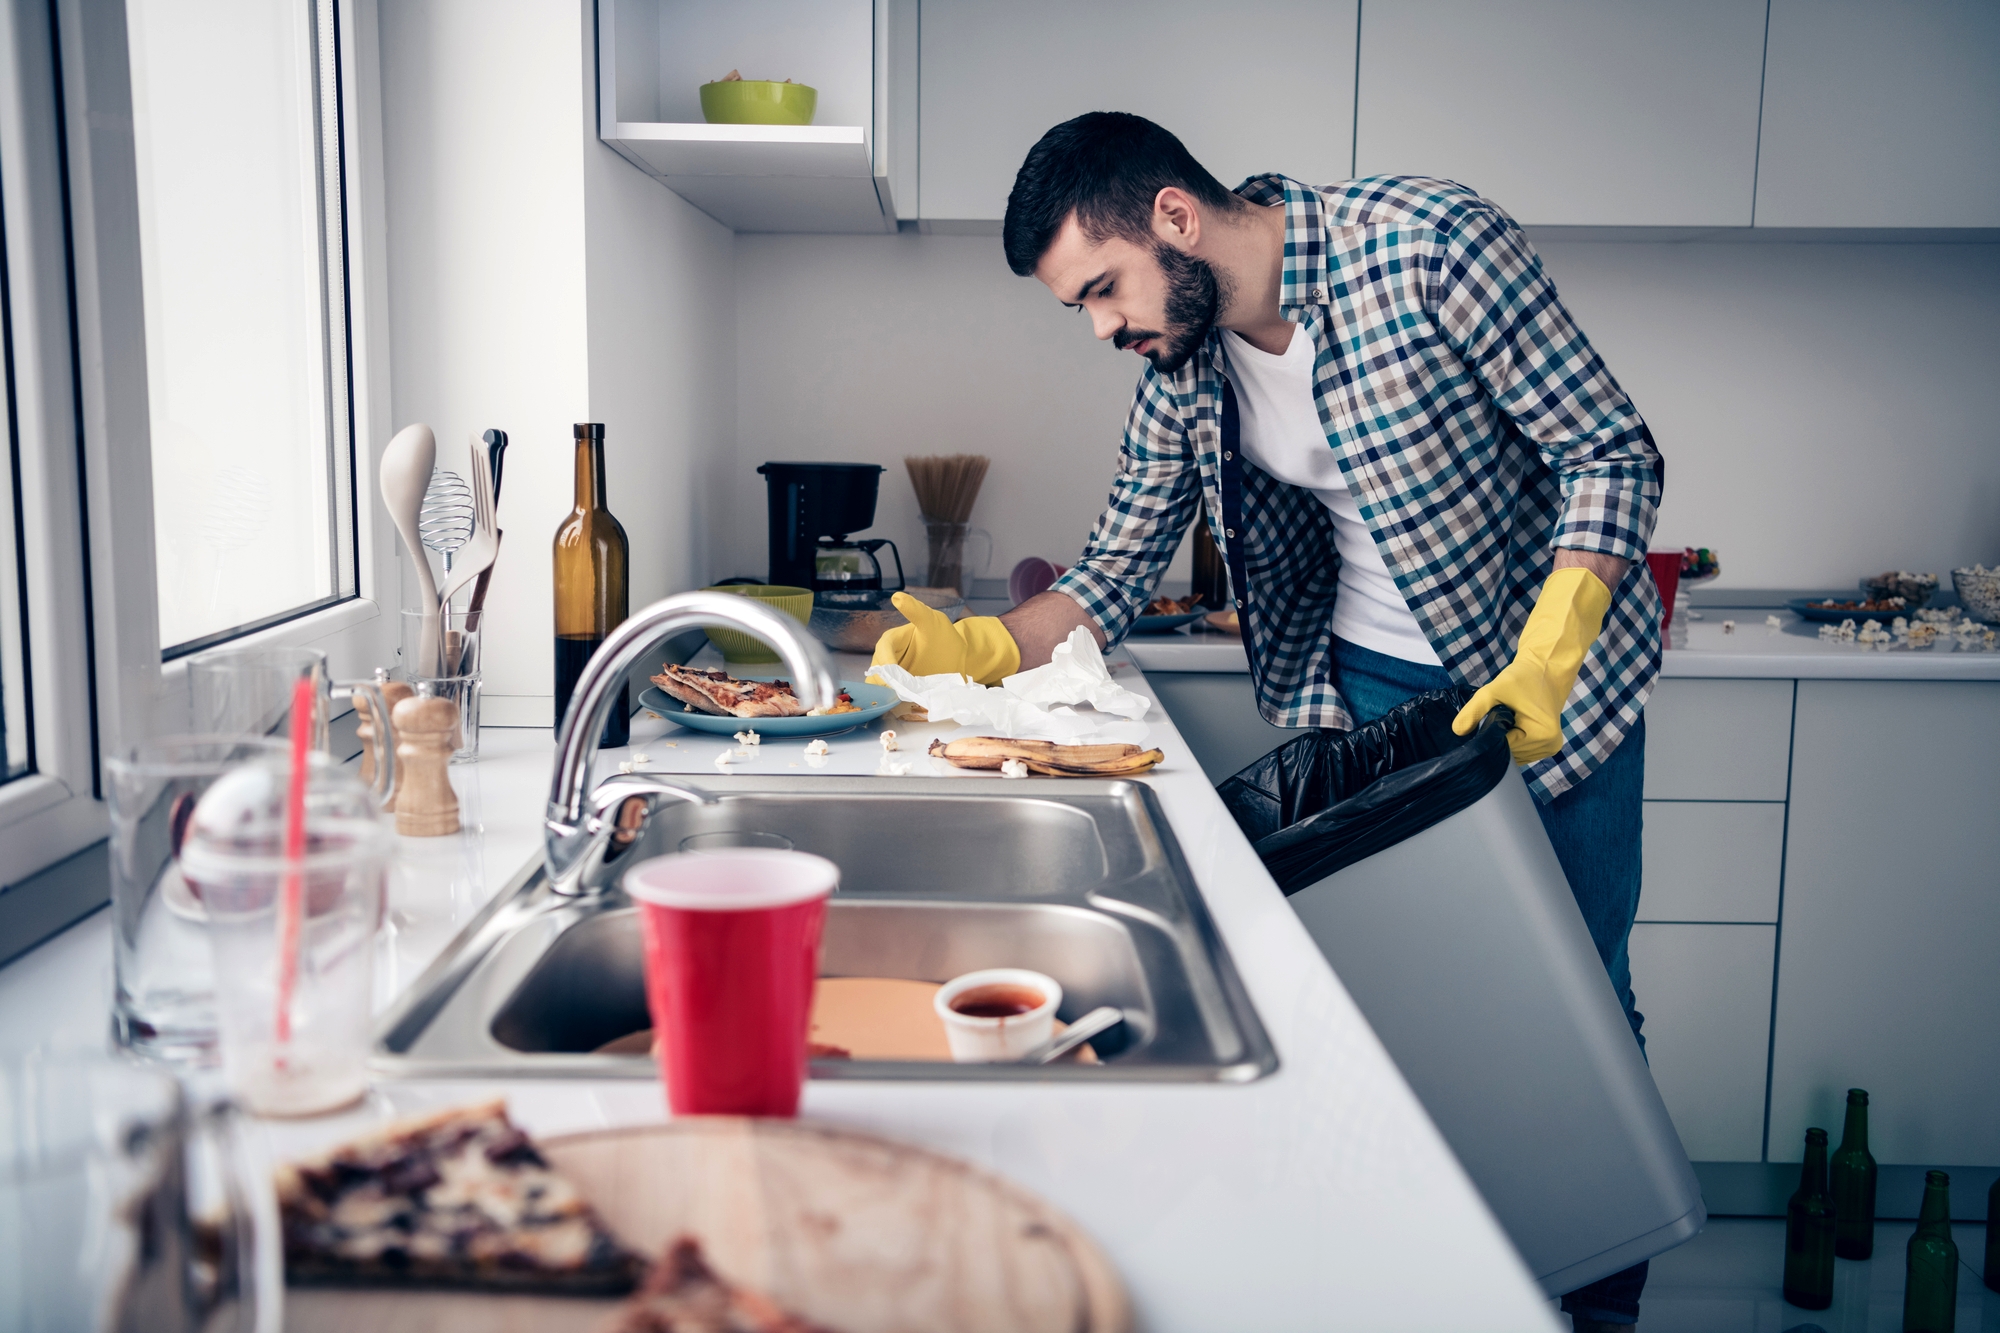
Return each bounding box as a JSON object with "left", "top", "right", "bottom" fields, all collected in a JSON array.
[
  {"left": 1021, "top": 1006, "right": 1124, "bottom": 1065},
  {"left": 380, "top": 423, "right": 441, "bottom": 675}
]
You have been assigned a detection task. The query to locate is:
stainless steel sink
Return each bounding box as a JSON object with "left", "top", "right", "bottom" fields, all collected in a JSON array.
[{"left": 373, "top": 776, "right": 1277, "bottom": 1082}]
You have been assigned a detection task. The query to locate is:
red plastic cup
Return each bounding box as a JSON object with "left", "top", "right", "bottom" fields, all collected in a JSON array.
[
  {"left": 625, "top": 850, "right": 837, "bottom": 1117},
  {"left": 1644, "top": 551, "right": 1681, "bottom": 640}
]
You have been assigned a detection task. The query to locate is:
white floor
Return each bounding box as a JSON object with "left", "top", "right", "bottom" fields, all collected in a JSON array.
[{"left": 1619, "top": 1218, "right": 1998, "bottom": 1332}]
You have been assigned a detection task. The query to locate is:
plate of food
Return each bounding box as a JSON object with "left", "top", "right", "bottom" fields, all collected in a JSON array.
[
  {"left": 1131, "top": 594, "right": 1207, "bottom": 634},
  {"left": 641, "top": 665, "right": 898, "bottom": 737},
  {"left": 1787, "top": 596, "right": 1909, "bottom": 624}
]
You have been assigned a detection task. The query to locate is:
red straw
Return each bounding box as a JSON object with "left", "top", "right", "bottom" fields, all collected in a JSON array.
[{"left": 273, "top": 673, "right": 315, "bottom": 1046}]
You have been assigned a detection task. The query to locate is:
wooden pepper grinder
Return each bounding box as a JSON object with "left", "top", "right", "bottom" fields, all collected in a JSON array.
[{"left": 393, "top": 693, "right": 461, "bottom": 836}]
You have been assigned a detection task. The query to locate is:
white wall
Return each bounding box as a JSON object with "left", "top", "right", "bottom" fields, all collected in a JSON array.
[
  {"left": 382, "top": 0, "right": 736, "bottom": 725},
  {"left": 726, "top": 233, "right": 2000, "bottom": 594}
]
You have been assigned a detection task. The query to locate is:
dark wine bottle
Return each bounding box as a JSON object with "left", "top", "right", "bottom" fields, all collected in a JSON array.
[
  {"left": 553, "top": 422, "right": 630, "bottom": 748},
  {"left": 1984, "top": 1175, "right": 1998, "bottom": 1295},
  {"left": 1191, "top": 507, "right": 1229, "bottom": 610},
  {"left": 1902, "top": 1170, "right": 1958, "bottom": 1333},
  {"left": 1783, "top": 1127, "right": 1837, "bottom": 1310},
  {"left": 1831, "top": 1087, "right": 1878, "bottom": 1259}
]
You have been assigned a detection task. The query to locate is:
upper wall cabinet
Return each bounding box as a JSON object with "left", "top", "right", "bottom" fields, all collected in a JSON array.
[
  {"left": 1755, "top": 0, "right": 2000, "bottom": 228},
  {"left": 1353, "top": 0, "right": 1767, "bottom": 227},
  {"left": 917, "top": 0, "right": 1359, "bottom": 228},
  {"left": 597, "top": 0, "right": 916, "bottom": 233}
]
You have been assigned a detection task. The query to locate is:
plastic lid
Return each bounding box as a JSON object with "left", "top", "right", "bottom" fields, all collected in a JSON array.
[{"left": 623, "top": 849, "right": 837, "bottom": 911}]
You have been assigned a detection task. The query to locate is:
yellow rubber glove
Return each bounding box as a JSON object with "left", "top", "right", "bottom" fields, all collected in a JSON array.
[
  {"left": 1452, "top": 566, "right": 1613, "bottom": 764},
  {"left": 868, "top": 591, "right": 1021, "bottom": 686}
]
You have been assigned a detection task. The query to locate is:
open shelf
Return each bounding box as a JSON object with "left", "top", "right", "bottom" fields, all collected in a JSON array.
[{"left": 601, "top": 121, "right": 890, "bottom": 233}]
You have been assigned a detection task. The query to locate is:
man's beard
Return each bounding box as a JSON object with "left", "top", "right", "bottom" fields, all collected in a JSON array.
[{"left": 1113, "top": 245, "right": 1228, "bottom": 374}]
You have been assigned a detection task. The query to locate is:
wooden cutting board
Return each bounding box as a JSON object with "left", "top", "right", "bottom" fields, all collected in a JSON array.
[{"left": 286, "top": 1117, "right": 1130, "bottom": 1333}]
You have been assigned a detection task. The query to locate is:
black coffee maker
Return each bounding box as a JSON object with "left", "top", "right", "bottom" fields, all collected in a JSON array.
[{"left": 757, "top": 462, "right": 905, "bottom": 608}]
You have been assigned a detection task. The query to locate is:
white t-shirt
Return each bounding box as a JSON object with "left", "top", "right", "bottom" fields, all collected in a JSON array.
[{"left": 1221, "top": 325, "right": 1442, "bottom": 666}]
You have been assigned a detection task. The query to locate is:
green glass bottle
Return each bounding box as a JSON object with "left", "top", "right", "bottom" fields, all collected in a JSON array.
[
  {"left": 1830, "top": 1088, "right": 1878, "bottom": 1259},
  {"left": 1902, "top": 1170, "right": 1957, "bottom": 1333},
  {"left": 1784, "top": 1127, "right": 1837, "bottom": 1310}
]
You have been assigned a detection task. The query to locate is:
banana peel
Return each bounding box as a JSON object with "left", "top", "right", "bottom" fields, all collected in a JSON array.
[{"left": 927, "top": 735, "right": 1165, "bottom": 777}]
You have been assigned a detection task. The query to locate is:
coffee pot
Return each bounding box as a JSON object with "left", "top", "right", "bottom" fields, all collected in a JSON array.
[{"left": 813, "top": 536, "right": 905, "bottom": 609}]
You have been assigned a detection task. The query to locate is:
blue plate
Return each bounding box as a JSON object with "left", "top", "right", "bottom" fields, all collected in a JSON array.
[
  {"left": 1131, "top": 610, "right": 1206, "bottom": 635},
  {"left": 638, "top": 678, "right": 899, "bottom": 738},
  {"left": 1787, "top": 598, "right": 1909, "bottom": 625}
]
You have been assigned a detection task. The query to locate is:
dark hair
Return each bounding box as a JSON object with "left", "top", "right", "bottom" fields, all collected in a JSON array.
[{"left": 1002, "top": 112, "right": 1242, "bottom": 276}]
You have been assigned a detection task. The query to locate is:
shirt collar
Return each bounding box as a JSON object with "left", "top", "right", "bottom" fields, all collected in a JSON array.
[{"left": 1234, "top": 174, "right": 1328, "bottom": 312}]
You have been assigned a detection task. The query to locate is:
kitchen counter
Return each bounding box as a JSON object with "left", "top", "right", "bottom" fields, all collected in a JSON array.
[
  {"left": 0, "top": 647, "right": 1561, "bottom": 1332},
  {"left": 1123, "top": 608, "right": 2000, "bottom": 679}
]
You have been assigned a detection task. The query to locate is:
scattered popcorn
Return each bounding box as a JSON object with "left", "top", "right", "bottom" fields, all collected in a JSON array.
[
  {"left": 1000, "top": 758, "right": 1029, "bottom": 779},
  {"left": 617, "top": 760, "right": 635, "bottom": 774},
  {"left": 631, "top": 752, "right": 649, "bottom": 764},
  {"left": 1857, "top": 621, "right": 1892, "bottom": 646},
  {"left": 879, "top": 729, "right": 900, "bottom": 753},
  {"left": 733, "top": 729, "right": 761, "bottom": 748},
  {"left": 804, "top": 738, "right": 829, "bottom": 756},
  {"left": 714, "top": 750, "right": 738, "bottom": 771},
  {"left": 1721, "top": 619, "right": 1736, "bottom": 634},
  {"left": 1765, "top": 615, "right": 1782, "bottom": 630},
  {"left": 1889, "top": 619, "right": 1907, "bottom": 634},
  {"left": 1907, "top": 623, "right": 1940, "bottom": 646}
]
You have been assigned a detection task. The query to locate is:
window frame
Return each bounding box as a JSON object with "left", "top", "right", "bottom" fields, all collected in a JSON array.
[{"left": 0, "top": 0, "right": 397, "bottom": 930}]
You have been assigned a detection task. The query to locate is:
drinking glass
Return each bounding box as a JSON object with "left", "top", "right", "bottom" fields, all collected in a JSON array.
[
  {"left": 625, "top": 850, "right": 837, "bottom": 1117},
  {"left": 180, "top": 750, "right": 392, "bottom": 1117},
  {"left": 0, "top": 1055, "right": 271, "bottom": 1332},
  {"left": 186, "top": 645, "right": 393, "bottom": 800},
  {"left": 107, "top": 736, "right": 292, "bottom": 1064},
  {"left": 919, "top": 518, "right": 993, "bottom": 596},
  {"left": 400, "top": 608, "right": 483, "bottom": 761}
]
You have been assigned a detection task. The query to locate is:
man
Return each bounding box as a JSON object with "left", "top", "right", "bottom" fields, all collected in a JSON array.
[{"left": 873, "top": 113, "right": 1664, "bottom": 1328}]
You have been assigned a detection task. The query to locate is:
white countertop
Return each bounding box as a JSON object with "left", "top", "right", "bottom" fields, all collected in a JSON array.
[
  {"left": 0, "top": 648, "right": 1562, "bottom": 1331},
  {"left": 1123, "top": 609, "right": 2000, "bottom": 680}
]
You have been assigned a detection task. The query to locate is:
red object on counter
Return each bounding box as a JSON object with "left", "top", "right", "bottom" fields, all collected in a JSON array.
[
  {"left": 1644, "top": 552, "right": 1681, "bottom": 641},
  {"left": 627, "top": 850, "right": 836, "bottom": 1117}
]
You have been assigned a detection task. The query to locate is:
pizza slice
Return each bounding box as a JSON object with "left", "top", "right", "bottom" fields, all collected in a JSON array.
[
  {"left": 275, "top": 1100, "right": 643, "bottom": 1294},
  {"left": 603, "top": 1237, "right": 839, "bottom": 1333},
  {"left": 649, "top": 665, "right": 810, "bottom": 718}
]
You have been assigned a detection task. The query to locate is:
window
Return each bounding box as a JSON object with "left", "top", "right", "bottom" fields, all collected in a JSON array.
[
  {"left": 127, "top": 0, "right": 357, "bottom": 658},
  {"left": 1, "top": 247, "right": 29, "bottom": 788}
]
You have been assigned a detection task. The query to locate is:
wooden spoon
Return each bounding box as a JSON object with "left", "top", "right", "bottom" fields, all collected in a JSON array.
[{"left": 379, "top": 423, "right": 441, "bottom": 675}]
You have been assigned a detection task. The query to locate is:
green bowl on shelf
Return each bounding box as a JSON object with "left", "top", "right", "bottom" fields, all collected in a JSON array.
[
  {"left": 698, "top": 585, "right": 814, "bottom": 664},
  {"left": 698, "top": 80, "right": 817, "bottom": 126}
]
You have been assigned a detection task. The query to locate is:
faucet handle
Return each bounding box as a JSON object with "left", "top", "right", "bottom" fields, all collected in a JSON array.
[{"left": 548, "top": 774, "right": 714, "bottom": 897}]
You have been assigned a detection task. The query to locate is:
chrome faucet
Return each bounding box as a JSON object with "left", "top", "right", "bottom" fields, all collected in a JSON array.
[{"left": 544, "top": 589, "right": 839, "bottom": 895}]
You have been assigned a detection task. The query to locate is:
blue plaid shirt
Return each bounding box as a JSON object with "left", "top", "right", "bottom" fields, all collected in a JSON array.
[{"left": 1052, "top": 175, "right": 1665, "bottom": 802}]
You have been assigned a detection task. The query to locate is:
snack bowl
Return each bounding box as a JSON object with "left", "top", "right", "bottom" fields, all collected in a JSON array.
[
  {"left": 934, "top": 968, "right": 1061, "bottom": 1063},
  {"left": 699, "top": 585, "right": 814, "bottom": 664},
  {"left": 1861, "top": 571, "right": 1937, "bottom": 608},
  {"left": 698, "top": 79, "right": 816, "bottom": 126},
  {"left": 1951, "top": 566, "right": 2000, "bottom": 624}
]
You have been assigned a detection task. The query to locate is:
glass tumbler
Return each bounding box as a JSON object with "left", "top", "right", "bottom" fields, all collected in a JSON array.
[
  {"left": 180, "top": 750, "right": 392, "bottom": 1117},
  {"left": 919, "top": 517, "right": 992, "bottom": 596},
  {"left": 399, "top": 607, "right": 483, "bottom": 761},
  {"left": 107, "top": 736, "right": 292, "bottom": 1064},
  {"left": 186, "top": 644, "right": 393, "bottom": 800}
]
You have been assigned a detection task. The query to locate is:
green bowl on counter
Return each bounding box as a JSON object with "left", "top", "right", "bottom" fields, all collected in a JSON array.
[
  {"left": 699, "top": 585, "right": 814, "bottom": 664},
  {"left": 698, "top": 80, "right": 817, "bottom": 126}
]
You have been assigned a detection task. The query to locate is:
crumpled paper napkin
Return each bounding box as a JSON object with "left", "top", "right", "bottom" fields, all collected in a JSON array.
[{"left": 866, "top": 629, "right": 1150, "bottom": 744}]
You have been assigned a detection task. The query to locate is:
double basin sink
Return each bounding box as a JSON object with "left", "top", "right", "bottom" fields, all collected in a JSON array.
[{"left": 374, "top": 776, "right": 1276, "bottom": 1082}]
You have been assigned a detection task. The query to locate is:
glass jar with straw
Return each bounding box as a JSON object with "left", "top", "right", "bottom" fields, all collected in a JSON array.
[{"left": 906, "top": 454, "right": 990, "bottom": 595}]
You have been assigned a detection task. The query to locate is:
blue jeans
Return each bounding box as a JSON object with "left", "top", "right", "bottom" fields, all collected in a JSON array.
[{"left": 1328, "top": 637, "right": 1650, "bottom": 1325}]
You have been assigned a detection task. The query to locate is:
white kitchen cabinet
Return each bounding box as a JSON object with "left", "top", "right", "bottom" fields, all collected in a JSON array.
[
  {"left": 1755, "top": 0, "right": 2000, "bottom": 228},
  {"left": 596, "top": 0, "right": 913, "bottom": 232},
  {"left": 917, "top": 0, "right": 1358, "bottom": 227},
  {"left": 1629, "top": 923, "right": 1776, "bottom": 1162},
  {"left": 1642, "top": 678, "right": 1794, "bottom": 802},
  {"left": 1637, "top": 801, "right": 1785, "bottom": 924},
  {"left": 1352, "top": 0, "right": 1767, "bottom": 227},
  {"left": 1767, "top": 680, "right": 2000, "bottom": 1165},
  {"left": 1145, "top": 672, "right": 1306, "bottom": 785}
]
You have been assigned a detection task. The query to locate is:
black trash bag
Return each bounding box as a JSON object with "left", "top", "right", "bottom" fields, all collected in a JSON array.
[{"left": 1217, "top": 690, "right": 1516, "bottom": 895}]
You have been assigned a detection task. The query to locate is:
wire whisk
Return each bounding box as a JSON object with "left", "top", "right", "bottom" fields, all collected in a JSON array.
[{"left": 419, "top": 468, "right": 475, "bottom": 571}]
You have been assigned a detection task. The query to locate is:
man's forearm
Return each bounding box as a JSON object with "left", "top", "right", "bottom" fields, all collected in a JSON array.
[
  {"left": 1000, "top": 590, "right": 1105, "bottom": 669},
  {"left": 1554, "top": 548, "right": 1629, "bottom": 593}
]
